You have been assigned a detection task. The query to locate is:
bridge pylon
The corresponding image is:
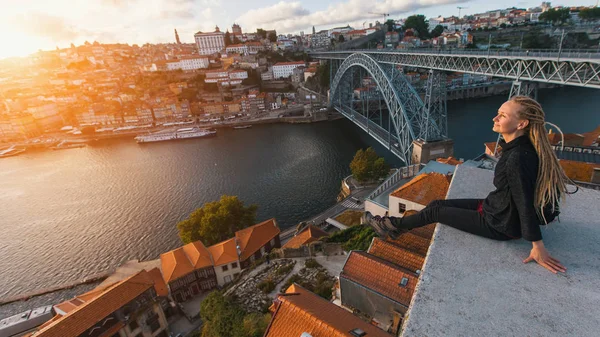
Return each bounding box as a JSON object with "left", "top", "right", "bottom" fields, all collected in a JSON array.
[{"left": 411, "top": 69, "right": 454, "bottom": 165}]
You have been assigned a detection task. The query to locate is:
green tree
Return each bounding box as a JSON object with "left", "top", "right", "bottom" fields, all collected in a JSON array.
[
  {"left": 200, "top": 291, "right": 245, "bottom": 337},
  {"left": 372, "top": 157, "right": 389, "bottom": 181},
  {"left": 349, "top": 147, "right": 389, "bottom": 182},
  {"left": 338, "top": 34, "right": 345, "bottom": 43},
  {"left": 500, "top": 23, "right": 507, "bottom": 29},
  {"left": 268, "top": 32, "right": 277, "bottom": 43},
  {"left": 256, "top": 28, "right": 267, "bottom": 39},
  {"left": 224, "top": 31, "right": 232, "bottom": 46},
  {"left": 200, "top": 291, "right": 270, "bottom": 337},
  {"left": 384, "top": 19, "right": 396, "bottom": 32},
  {"left": 522, "top": 31, "right": 554, "bottom": 49},
  {"left": 579, "top": 7, "right": 600, "bottom": 21},
  {"left": 539, "top": 8, "right": 571, "bottom": 25},
  {"left": 177, "top": 195, "right": 257, "bottom": 246},
  {"left": 431, "top": 25, "right": 444, "bottom": 38},
  {"left": 233, "top": 35, "right": 242, "bottom": 44},
  {"left": 403, "top": 15, "right": 430, "bottom": 38}
]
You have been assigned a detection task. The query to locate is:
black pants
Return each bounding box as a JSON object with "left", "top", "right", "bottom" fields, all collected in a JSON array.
[{"left": 390, "top": 199, "right": 513, "bottom": 241}]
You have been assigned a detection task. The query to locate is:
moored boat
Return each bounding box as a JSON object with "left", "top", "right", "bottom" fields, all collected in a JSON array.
[
  {"left": 135, "top": 127, "right": 216, "bottom": 143},
  {"left": 50, "top": 141, "right": 87, "bottom": 150},
  {"left": 233, "top": 125, "right": 252, "bottom": 129}
]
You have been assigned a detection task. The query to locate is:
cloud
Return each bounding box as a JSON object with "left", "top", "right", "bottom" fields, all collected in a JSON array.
[{"left": 236, "top": 0, "right": 468, "bottom": 33}]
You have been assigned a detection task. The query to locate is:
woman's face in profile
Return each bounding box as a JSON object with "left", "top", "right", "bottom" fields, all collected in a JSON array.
[{"left": 492, "top": 101, "right": 525, "bottom": 135}]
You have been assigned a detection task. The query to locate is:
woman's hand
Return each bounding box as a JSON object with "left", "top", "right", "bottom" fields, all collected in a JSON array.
[{"left": 523, "top": 240, "right": 567, "bottom": 274}]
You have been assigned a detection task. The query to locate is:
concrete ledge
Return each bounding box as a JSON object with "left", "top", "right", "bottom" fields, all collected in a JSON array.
[{"left": 402, "top": 165, "right": 600, "bottom": 337}]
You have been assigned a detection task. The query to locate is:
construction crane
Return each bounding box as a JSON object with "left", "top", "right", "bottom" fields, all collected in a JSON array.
[
  {"left": 457, "top": 6, "right": 468, "bottom": 30},
  {"left": 369, "top": 12, "right": 390, "bottom": 24}
]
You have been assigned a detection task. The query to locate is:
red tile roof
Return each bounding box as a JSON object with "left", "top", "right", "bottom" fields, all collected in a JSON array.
[
  {"left": 35, "top": 271, "right": 155, "bottom": 337},
  {"left": 407, "top": 222, "right": 436, "bottom": 240},
  {"left": 436, "top": 156, "right": 463, "bottom": 165},
  {"left": 341, "top": 251, "right": 418, "bottom": 306},
  {"left": 559, "top": 160, "right": 600, "bottom": 183},
  {"left": 282, "top": 225, "right": 329, "bottom": 249},
  {"left": 161, "top": 240, "right": 214, "bottom": 284},
  {"left": 264, "top": 283, "right": 391, "bottom": 337},
  {"left": 582, "top": 125, "right": 600, "bottom": 146},
  {"left": 390, "top": 173, "right": 452, "bottom": 206},
  {"left": 386, "top": 232, "right": 431, "bottom": 256},
  {"left": 147, "top": 267, "right": 169, "bottom": 297},
  {"left": 235, "top": 218, "right": 280, "bottom": 261},
  {"left": 207, "top": 237, "right": 239, "bottom": 266},
  {"left": 182, "top": 241, "right": 213, "bottom": 269},
  {"left": 160, "top": 247, "right": 194, "bottom": 284},
  {"left": 368, "top": 237, "right": 426, "bottom": 273}
]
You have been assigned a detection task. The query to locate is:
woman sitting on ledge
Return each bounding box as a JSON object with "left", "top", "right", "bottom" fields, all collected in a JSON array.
[{"left": 363, "top": 95, "right": 568, "bottom": 274}]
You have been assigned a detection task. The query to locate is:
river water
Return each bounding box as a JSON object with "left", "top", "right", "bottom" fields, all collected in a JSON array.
[{"left": 1, "top": 86, "right": 599, "bottom": 305}]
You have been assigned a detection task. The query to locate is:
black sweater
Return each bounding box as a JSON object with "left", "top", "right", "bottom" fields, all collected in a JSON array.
[{"left": 482, "top": 135, "right": 543, "bottom": 241}]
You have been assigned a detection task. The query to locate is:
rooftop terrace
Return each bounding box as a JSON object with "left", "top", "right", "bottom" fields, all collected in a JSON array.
[{"left": 402, "top": 165, "right": 600, "bottom": 336}]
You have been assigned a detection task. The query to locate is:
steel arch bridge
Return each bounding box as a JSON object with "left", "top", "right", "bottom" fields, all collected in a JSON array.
[
  {"left": 313, "top": 49, "right": 600, "bottom": 89},
  {"left": 312, "top": 49, "right": 600, "bottom": 164},
  {"left": 330, "top": 53, "right": 446, "bottom": 164}
]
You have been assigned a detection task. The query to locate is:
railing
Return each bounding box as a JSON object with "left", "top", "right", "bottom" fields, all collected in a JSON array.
[
  {"left": 313, "top": 48, "right": 600, "bottom": 60},
  {"left": 367, "top": 164, "right": 423, "bottom": 201}
]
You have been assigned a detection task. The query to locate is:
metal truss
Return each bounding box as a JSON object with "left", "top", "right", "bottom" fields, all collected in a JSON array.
[
  {"left": 422, "top": 70, "right": 447, "bottom": 141},
  {"left": 313, "top": 51, "right": 600, "bottom": 89},
  {"left": 508, "top": 80, "right": 538, "bottom": 99},
  {"left": 330, "top": 53, "right": 448, "bottom": 164}
]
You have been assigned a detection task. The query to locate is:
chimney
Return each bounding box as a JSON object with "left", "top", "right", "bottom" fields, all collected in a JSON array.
[{"left": 592, "top": 168, "right": 600, "bottom": 185}]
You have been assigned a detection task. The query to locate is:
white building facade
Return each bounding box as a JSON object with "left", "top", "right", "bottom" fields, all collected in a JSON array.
[
  {"left": 195, "top": 27, "right": 226, "bottom": 55},
  {"left": 272, "top": 61, "right": 305, "bottom": 79}
]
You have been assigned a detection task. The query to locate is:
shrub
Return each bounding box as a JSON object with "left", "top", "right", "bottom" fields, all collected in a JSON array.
[
  {"left": 276, "top": 263, "right": 294, "bottom": 276},
  {"left": 257, "top": 278, "right": 275, "bottom": 294},
  {"left": 280, "top": 274, "right": 302, "bottom": 292},
  {"left": 305, "top": 258, "right": 322, "bottom": 269}
]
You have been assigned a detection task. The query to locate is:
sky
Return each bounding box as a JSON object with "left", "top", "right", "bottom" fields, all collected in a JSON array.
[{"left": 0, "top": 0, "right": 595, "bottom": 59}]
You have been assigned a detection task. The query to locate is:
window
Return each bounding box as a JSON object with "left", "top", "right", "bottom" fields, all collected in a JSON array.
[
  {"left": 128, "top": 320, "right": 139, "bottom": 331},
  {"left": 224, "top": 275, "right": 232, "bottom": 283},
  {"left": 231, "top": 262, "right": 238, "bottom": 269},
  {"left": 270, "top": 238, "right": 275, "bottom": 246},
  {"left": 398, "top": 203, "right": 406, "bottom": 214},
  {"left": 222, "top": 265, "right": 228, "bottom": 272}
]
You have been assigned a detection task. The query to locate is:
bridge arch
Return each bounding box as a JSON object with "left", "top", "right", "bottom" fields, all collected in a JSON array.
[{"left": 330, "top": 53, "right": 424, "bottom": 163}]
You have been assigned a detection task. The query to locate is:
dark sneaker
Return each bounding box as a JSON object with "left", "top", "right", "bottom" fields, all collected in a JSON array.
[{"left": 362, "top": 211, "right": 406, "bottom": 239}]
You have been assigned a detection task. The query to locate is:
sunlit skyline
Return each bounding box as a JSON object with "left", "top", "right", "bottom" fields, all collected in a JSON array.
[{"left": 0, "top": 0, "right": 593, "bottom": 59}]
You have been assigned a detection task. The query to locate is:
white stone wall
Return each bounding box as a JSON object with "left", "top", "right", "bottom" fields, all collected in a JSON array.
[
  {"left": 213, "top": 261, "right": 242, "bottom": 286},
  {"left": 388, "top": 196, "right": 425, "bottom": 218},
  {"left": 365, "top": 200, "right": 389, "bottom": 217}
]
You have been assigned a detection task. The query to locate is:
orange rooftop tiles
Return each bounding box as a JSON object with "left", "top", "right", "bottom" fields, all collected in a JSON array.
[
  {"left": 34, "top": 271, "right": 155, "bottom": 337},
  {"left": 207, "top": 237, "right": 239, "bottom": 266},
  {"left": 436, "top": 156, "right": 463, "bottom": 166},
  {"left": 282, "top": 225, "right": 329, "bottom": 249},
  {"left": 386, "top": 232, "right": 431, "bottom": 257},
  {"left": 390, "top": 173, "right": 452, "bottom": 205},
  {"left": 264, "top": 283, "right": 391, "bottom": 337},
  {"left": 235, "top": 218, "right": 280, "bottom": 261},
  {"left": 341, "top": 251, "right": 418, "bottom": 307},
  {"left": 182, "top": 241, "right": 213, "bottom": 269},
  {"left": 160, "top": 247, "right": 194, "bottom": 284},
  {"left": 368, "top": 237, "right": 426, "bottom": 273},
  {"left": 559, "top": 160, "right": 600, "bottom": 183}
]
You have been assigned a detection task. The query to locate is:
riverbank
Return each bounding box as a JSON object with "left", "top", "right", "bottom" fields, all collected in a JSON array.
[{"left": 2, "top": 109, "right": 338, "bottom": 157}]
